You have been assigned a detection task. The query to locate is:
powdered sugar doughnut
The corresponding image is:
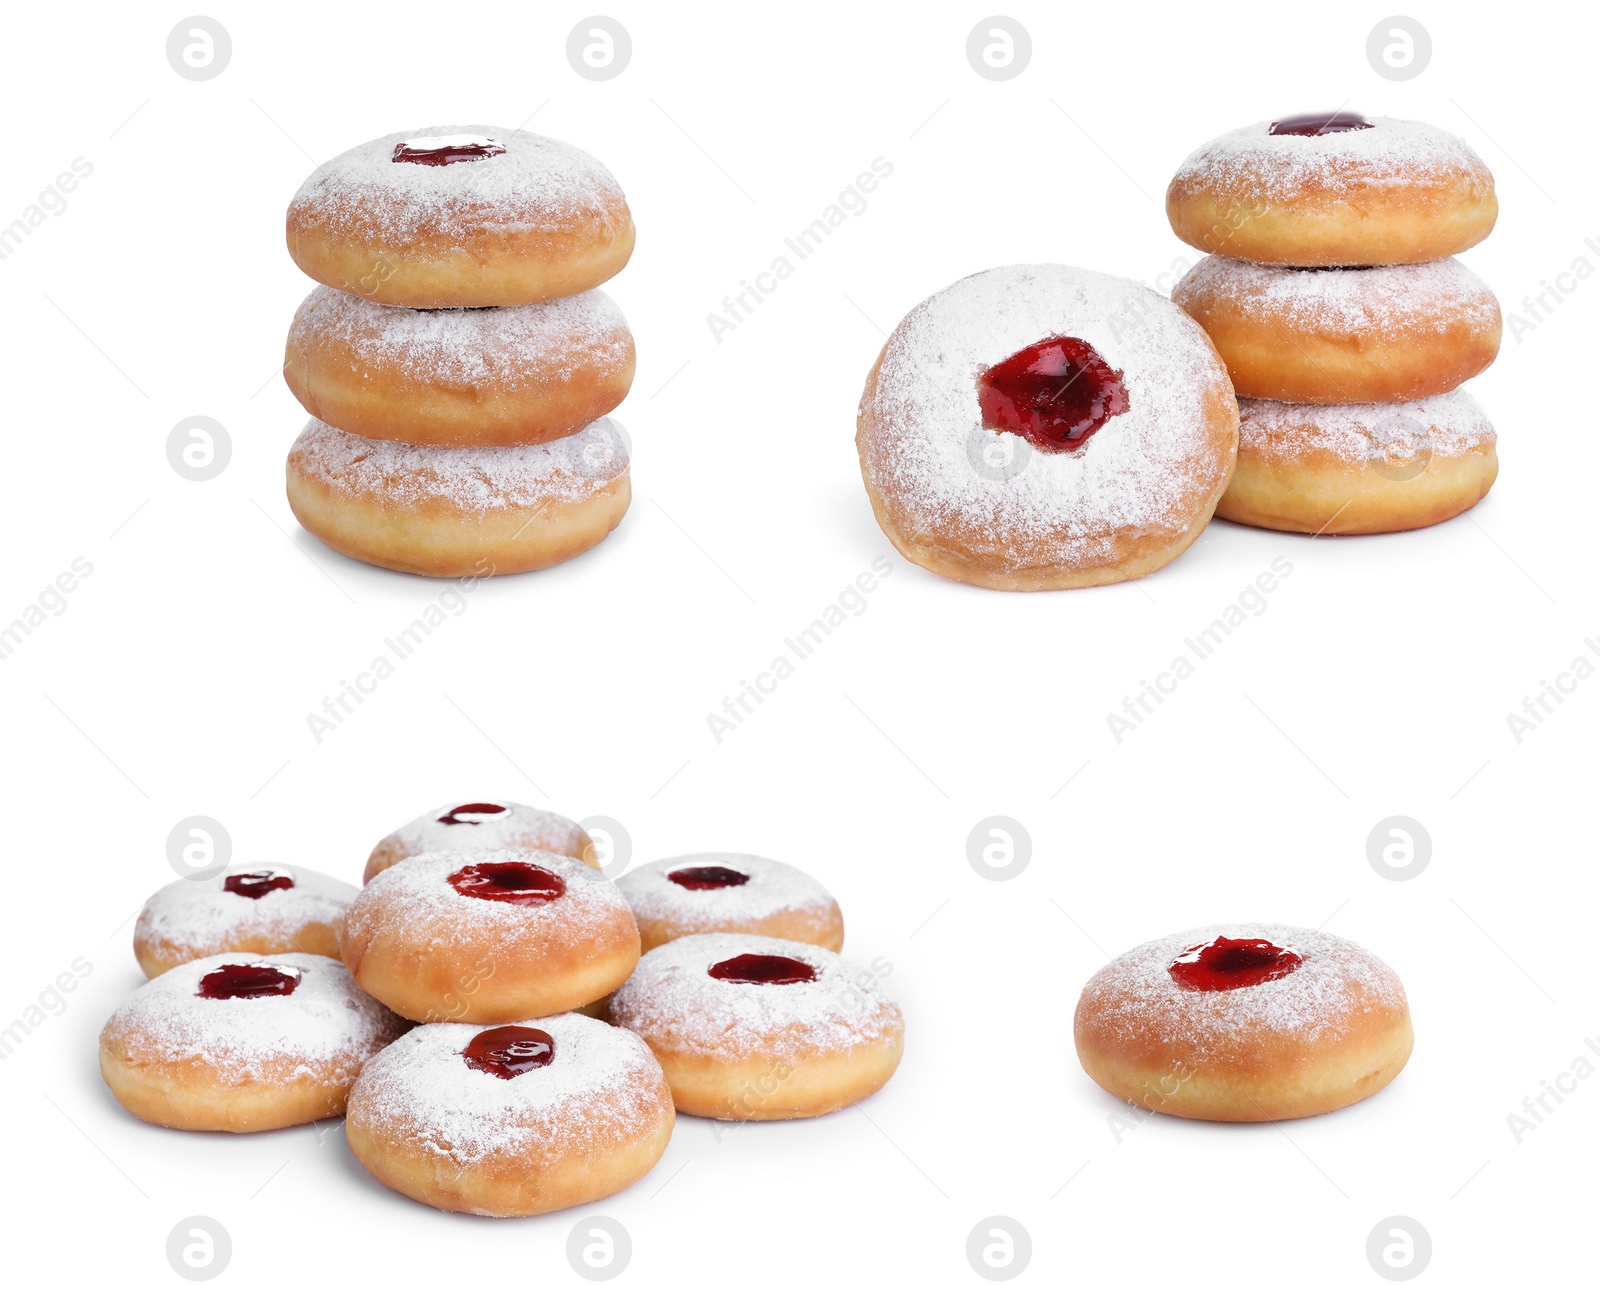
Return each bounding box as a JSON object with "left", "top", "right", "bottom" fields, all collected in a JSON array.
[
  {"left": 285, "top": 416, "right": 630, "bottom": 577},
  {"left": 99, "top": 953, "right": 406, "bottom": 1132},
  {"left": 284, "top": 287, "right": 635, "bottom": 447},
  {"left": 1167, "top": 114, "right": 1496, "bottom": 266},
  {"left": 133, "top": 864, "right": 356, "bottom": 978},
  {"left": 1219, "top": 390, "right": 1498, "bottom": 535},
  {"left": 286, "top": 127, "right": 634, "bottom": 308},
  {"left": 1074, "top": 924, "right": 1412, "bottom": 1122},
  {"left": 365, "top": 801, "right": 594, "bottom": 883},
  {"left": 617, "top": 853, "right": 844, "bottom": 953},
  {"left": 608, "top": 934, "right": 903, "bottom": 1120},
  {"left": 341, "top": 850, "right": 639, "bottom": 1023},
  {"left": 856, "top": 264, "right": 1238, "bottom": 591},
  {"left": 1172, "top": 256, "right": 1501, "bottom": 404},
  {"left": 345, "top": 1013, "right": 674, "bottom": 1216}
]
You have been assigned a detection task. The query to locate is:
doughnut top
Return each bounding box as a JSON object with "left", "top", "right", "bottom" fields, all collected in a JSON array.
[
  {"left": 1170, "top": 117, "right": 1492, "bottom": 204},
  {"left": 382, "top": 800, "right": 587, "bottom": 859},
  {"left": 134, "top": 864, "right": 356, "bottom": 963},
  {"left": 1237, "top": 390, "right": 1495, "bottom": 467},
  {"left": 289, "top": 416, "right": 629, "bottom": 515},
  {"left": 288, "top": 125, "right": 628, "bottom": 249},
  {"left": 617, "top": 852, "right": 839, "bottom": 931},
  {"left": 100, "top": 953, "right": 405, "bottom": 1084},
  {"left": 348, "top": 1013, "right": 667, "bottom": 1164},
  {"left": 858, "top": 264, "right": 1235, "bottom": 567},
  {"left": 608, "top": 933, "right": 902, "bottom": 1063}
]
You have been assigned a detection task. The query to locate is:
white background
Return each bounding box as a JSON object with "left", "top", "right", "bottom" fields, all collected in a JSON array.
[{"left": 2, "top": 1, "right": 1594, "bottom": 1291}]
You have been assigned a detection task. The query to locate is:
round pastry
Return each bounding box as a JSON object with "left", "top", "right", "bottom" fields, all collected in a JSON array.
[
  {"left": 284, "top": 287, "right": 635, "bottom": 448},
  {"left": 607, "top": 934, "right": 903, "bottom": 1120},
  {"left": 364, "top": 801, "right": 594, "bottom": 884},
  {"left": 1172, "top": 256, "right": 1501, "bottom": 404},
  {"left": 286, "top": 127, "right": 634, "bottom": 308},
  {"left": 132, "top": 864, "right": 357, "bottom": 978},
  {"left": 341, "top": 850, "right": 639, "bottom": 1023},
  {"left": 345, "top": 1013, "right": 674, "bottom": 1216},
  {"left": 1073, "top": 924, "right": 1413, "bottom": 1122},
  {"left": 99, "top": 953, "right": 406, "bottom": 1132},
  {"left": 617, "top": 853, "right": 844, "bottom": 953},
  {"left": 1166, "top": 113, "right": 1496, "bottom": 266},
  {"left": 856, "top": 264, "right": 1238, "bottom": 591},
  {"left": 285, "top": 416, "right": 630, "bottom": 578},
  {"left": 1218, "top": 390, "right": 1498, "bottom": 534}
]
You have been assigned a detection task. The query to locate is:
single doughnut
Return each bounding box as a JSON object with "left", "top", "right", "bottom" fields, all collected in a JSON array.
[
  {"left": 99, "top": 953, "right": 406, "bottom": 1132},
  {"left": 341, "top": 850, "right": 639, "bottom": 1023},
  {"left": 617, "top": 853, "right": 844, "bottom": 954},
  {"left": 284, "top": 287, "right": 635, "bottom": 448},
  {"left": 286, "top": 127, "right": 634, "bottom": 308},
  {"left": 1074, "top": 924, "right": 1412, "bottom": 1122},
  {"left": 364, "top": 801, "right": 594, "bottom": 883},
  {"left": 856, "top": 264, "right": 1238, "bottom": 591},
  {"left": 1172, "top": 256, "right": 1501, "bottom": 404},
  {"left": 285, "top": 416, "right": 630, "bottom": 578},
  {"left": 1167, "top": 114, "right": 1496, "bottom": 266},
  {"left": 1218, "top": 391, "right": 1498, "bottom": 535},
  {"left": 607, "top": 934, "right": 903, "bottom": 1120},
  {"left": 345, "top": 1013, "right": 674, "bottom": 1216},
  {"left": 133, "top": 864, "right": 357, "bottom": 978}
]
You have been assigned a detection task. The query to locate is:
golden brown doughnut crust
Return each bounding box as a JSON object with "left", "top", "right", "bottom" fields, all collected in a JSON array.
[
  {"left": 617, "top": 853, "right": 846, "bottom": 955},
  {"left": 363, "top": 803, "right": 595, "bottom": 884}
]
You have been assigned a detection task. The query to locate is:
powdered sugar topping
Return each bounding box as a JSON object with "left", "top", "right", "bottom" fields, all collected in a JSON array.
[
  {"left": 1238, "top": 389, "right": 1495, "bottom": 466},
  {"left": 380, "top": 801, "right": 588, "bottom": 862},
  {"left": 134, "top": 864, "right": 356, "bottom": 963},
  {"left": 617, "top": 853, "right": 837, "bottom": 930}
]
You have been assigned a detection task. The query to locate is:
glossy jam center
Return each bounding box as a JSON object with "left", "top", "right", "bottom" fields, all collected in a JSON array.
[
  {"left": 448, "top": 860, "right": 566, "bottom": 905},
  {"left": 462, "top": 1026, "right": 556, "bottom": 1078},
  {"left": 1268, "top": 111, "right": 1373, "bottom": 137},
  {"left": 223, "top": 869, "right": 294, "bottom": 900},
  {"left": 437, "top": 802, "right": 510, "bottom": 825},
  {"left": 667, "top": 865, "right": 751, "bottom": 890},
  {"left": 197, "top": 962, "right": 301, "bottom": 1000},
  {"left": 708, "top": 953, "right": 818, "bottom": 985},
  {"left": 392, "top": 135, "right": 506, "bottom": 165},
  {"left": 977, "top": 336, "right": 1129, "bottom": 452},
  {"left": 1168, "top": 936, "right": 1304, "bottom": 991}
]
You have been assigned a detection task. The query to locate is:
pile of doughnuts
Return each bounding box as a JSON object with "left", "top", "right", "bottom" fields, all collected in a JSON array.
[
  {"left": 281, "top": 127, "right": 636, "bottom": 577},
  {"left": 1167, "top": 112, "right": 1501, "bottom": 534},
  {"left": 99, "top": 800, "right": 902, "bottom": 1218}
]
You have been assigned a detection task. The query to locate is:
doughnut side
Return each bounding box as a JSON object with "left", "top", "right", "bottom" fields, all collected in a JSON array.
[
  {"left": 134, "top": 919, "right": 344, "bottom": 979},
  {"left": 363, "top": 825, "right": 598, "bottom": 883},
  {"left": 98, "top": 1042, "right": 355, "bottom": 1132},
  {"left": 635, "top": 903, "right": 846, "bottom": 955}
]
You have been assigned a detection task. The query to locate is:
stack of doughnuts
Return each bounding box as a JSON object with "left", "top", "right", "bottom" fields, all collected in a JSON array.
[
  {"left": 1167, "top": 113, "right": 1501, "bottom": 534},
  {"left": 281, "top": 127, "right": 636, "bottom": 576}
]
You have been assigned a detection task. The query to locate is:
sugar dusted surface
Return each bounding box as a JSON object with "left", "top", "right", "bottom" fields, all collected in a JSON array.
[
  {"left": 288, "top": 416, "right": 629, "bottom": 516},
  {"left": 383, "top": 801, "right": 587, "bottom": 861},
  {"left": 348, "top": 1013, "right": 665, "bottom": 1164},
  {"left": 859, "top": 264, "right": 1234, "bottom": 566},
  {"left": 134, "top": 864, "right": 356, "bottom": 959},
  {"left": 102, "top": 953, "right": 405, "bottom": 1085},
  {"left": 1238, "top": 389, "right": 1495, "bottom": 467},
  {"left": 617, "top": 853, "right": 837, "bottom": 929},
  {"left": 609, "top": 933, "right": 901, "bottom": 1064}
]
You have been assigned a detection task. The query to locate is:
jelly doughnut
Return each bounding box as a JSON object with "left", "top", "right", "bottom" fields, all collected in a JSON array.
[
  {"left": 284, "top": 287, "right": 635, "bottom": 448},
  {"left": 364, "top": 801, "right": 594, "bottom": 883},
  {"left": 1167, "top": 114, "right": 1496, "bottom": 266},
  {"left": 1218, "top": 391, "right": 1498, "bottom": 535},
  {"left": 286, "top": 127, "right": 634, "bottom": 308},
  {"left": 856, "top": 264, "right": 1238, "bottom": 591},
  {"left": 346, "top": 1013, "right": 674, "bottom": 1216},
  {"left": 1172, "top": 256, "right": 1501, "bottom": 404},
  {"left": 617, "top": 853, "right": 844, "bottom": 954},
  {"left": 133, "top": 864, "right": 356, "bottom": 978},
  {"left": 99, "top": 953, "right": 405, "bottom": 1132},
  {"left": 286, "top": 416, "right": 630, "bottom": 578},
  {"left": 341, "top": 850, "right": 639, "bottom": 1023},
  {"left": 608, "top": 934, "right": 903, "bottom": 1120},
  {"left": 1073, "top": 924, "right": 1412, "bottom": 1122}
]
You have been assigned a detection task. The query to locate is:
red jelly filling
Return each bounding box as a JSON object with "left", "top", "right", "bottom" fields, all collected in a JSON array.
[
  {"left": 1268, "top": 111, "right": 1373, "bottom": 137},
  {"left": 463, "top": 1026, "right": 556, "bottom": 1078},
  {"left": 977, "top": 337, "right": 1129, "bottom": 452},
  {"left": 667, "top": 865, "right": 751, "bottom": 890},
  {"left": 448, "top": 860, "right": 565, "bottom": 906},
  {"left": 1168, "top": 936, "right": 1303, "bottom": 991},
  {"left": 708, "top": 953, "right": 817, "bottom": 985},
  {"left": 197, "top": 962, "right": 301, "bottom": 1000},
  {"left": 392, "top": 139, "right": 506, "bottom": 166},
  {"left": 437, "top": 802, "right": 510, "bottom": 825},
  {"left": 223, "top": 870, "right": 294, "bottom": 900}
]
